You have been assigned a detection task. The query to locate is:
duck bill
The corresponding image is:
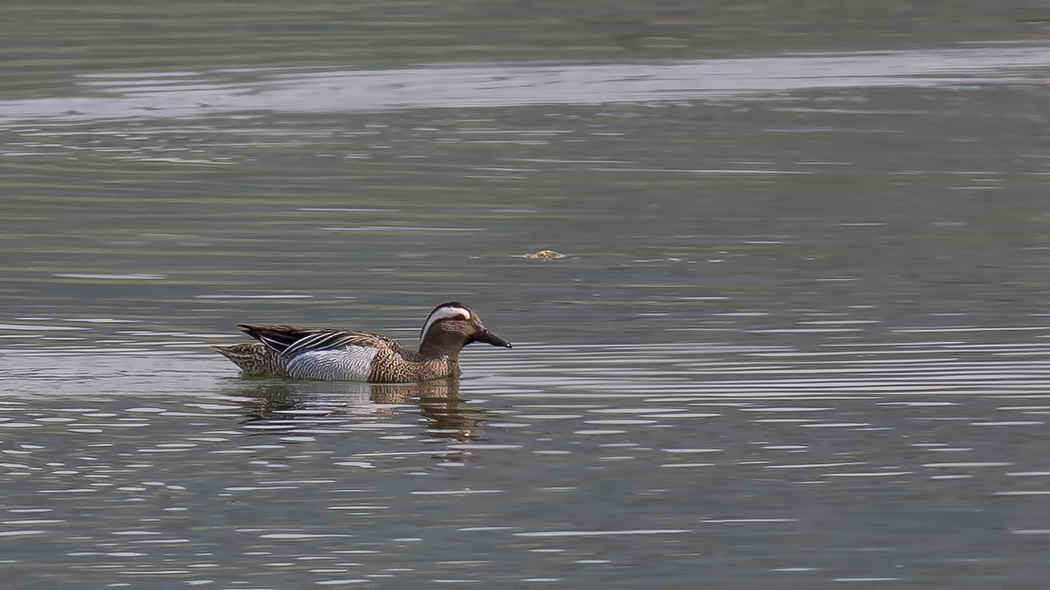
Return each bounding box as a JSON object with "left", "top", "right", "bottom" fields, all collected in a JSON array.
[{"left": 473, "top": 328, "right": 512, "bottom": 349}]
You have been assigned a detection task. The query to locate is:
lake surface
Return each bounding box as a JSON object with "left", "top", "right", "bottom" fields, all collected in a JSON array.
[{"left": 3, "top": 3, "right": 1050, "bottom": 588}]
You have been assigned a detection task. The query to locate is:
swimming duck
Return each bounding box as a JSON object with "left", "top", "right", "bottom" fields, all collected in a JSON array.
[{"left": 214, "top": 301, "right": 512, "bottom": 382}]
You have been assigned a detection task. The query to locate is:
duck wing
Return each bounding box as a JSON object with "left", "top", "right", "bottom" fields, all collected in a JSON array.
[{"left": 238, "top": 324, "right": 408, "bottom": 358}]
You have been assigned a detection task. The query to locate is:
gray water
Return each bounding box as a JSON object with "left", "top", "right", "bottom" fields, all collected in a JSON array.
[{"left": 3, "top": 3, "right": 1050, "bottom": 588}]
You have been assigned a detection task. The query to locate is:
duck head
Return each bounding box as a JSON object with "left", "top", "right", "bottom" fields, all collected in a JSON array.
[{"left": 419, "top": 301, "right": 512, "bottom": 354}]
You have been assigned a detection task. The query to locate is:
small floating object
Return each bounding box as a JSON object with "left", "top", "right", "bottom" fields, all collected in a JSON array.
[{"left": 525, "top": 250, "right": 564, "bottom": 260}]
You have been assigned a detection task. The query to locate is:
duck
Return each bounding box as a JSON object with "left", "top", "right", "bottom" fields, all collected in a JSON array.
[{"left": 213, "top": 301, "right": 512, "bottom": 382}]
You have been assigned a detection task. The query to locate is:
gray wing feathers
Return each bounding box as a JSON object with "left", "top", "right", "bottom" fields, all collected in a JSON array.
[
  {"left": 239, "top": 324, "right": 401, "bottom": 359},
  {"left": 283, "top": 331, "right": 378, "bottom": 357}
]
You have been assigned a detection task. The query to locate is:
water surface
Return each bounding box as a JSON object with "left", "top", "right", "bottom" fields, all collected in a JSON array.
[{"left": 3, "top": 3, "right": 1050, "bottom": 588}]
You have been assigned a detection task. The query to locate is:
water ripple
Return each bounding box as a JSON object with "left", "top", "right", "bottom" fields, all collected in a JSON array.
[
  {"left": 1, "top": 327, "right": 1049, "bottom": 586},
  {"left": 2, "top": 44, "right": 1050, "bottom": 123}
]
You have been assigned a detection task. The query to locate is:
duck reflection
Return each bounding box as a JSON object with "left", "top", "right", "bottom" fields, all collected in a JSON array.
[{"left": 222, "top": 378, "right": 487, "bottom": 441}]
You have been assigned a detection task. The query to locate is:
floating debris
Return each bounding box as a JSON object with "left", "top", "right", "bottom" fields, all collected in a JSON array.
[{"left": 525, "top": 250, "right": 564, "bottom": 260}]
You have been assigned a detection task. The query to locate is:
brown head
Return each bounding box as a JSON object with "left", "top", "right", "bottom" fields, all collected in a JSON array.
[{"left": 418, "top": 301, "right": 512, "bottom": 356}]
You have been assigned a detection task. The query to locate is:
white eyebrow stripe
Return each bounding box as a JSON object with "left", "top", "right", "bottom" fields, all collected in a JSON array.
[{"left": 419, "top": 306, "right": 471, "bottom": 343}]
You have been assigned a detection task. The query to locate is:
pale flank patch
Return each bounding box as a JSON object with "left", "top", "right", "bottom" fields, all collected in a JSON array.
[
  {"left": 419, "top": 306, "right": 471, "bottom": 344},
  {"left": 287, "top": 346, "right": 378, "bottom": 380}
]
